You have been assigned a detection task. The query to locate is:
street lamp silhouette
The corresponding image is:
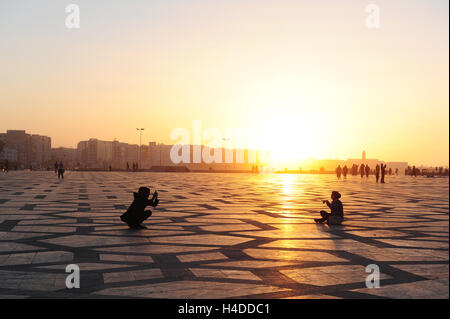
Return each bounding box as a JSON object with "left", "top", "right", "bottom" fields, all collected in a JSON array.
[
  {"left": 223, "top": 138, "right": 231, "bottom": 171},
  {"left": 136, "top": 128, "right": 145, "bottom": 169}
]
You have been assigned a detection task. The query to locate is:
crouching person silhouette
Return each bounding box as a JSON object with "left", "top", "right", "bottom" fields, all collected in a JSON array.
[
  {"left": 315, "top": 191, "right": 344, "bottom": 225},
  {"left": 121, "top": 187, "right": 159, "bottom": 229}
]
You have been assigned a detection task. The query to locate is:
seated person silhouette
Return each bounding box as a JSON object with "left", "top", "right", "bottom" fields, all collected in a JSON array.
[
  {"left": 315, "top": 191, "right": 344, "bottom": 225},
  {"left": 121, "top": 187, "right": 159, "bottom": 229}
]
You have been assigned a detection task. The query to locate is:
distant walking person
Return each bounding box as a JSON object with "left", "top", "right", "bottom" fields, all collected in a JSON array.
[
  {"left": 412, "top": 165, "right": 417, "bottom": 177},
  {"left": 360, "top": 164, "right": 365, "bottom": 178},
  {"left": 365, "top": 165, "right": 370, "bottom": 178},
  {"left": 395, "top": 168, "right": 399, "bottom": 176},
  {"left": 380, "top": 164, "right": 387, "bottom": 183},
  {"left": 314, "top": 191, "right": 344, "bottom": 225},
  {"left": 336, "top": 165, "right": 342, "bottom": 179},
  {"left": 375, "top": 164, "right": 380, "bottom": 183},
  {"left": 342, "top": 165, "right": 348, "bottom": 178},
  {"left": 121, "top": 187, "right": 160, "bottom": 229},
  {"left": 57, "top": 162, "right": 65, "bottom": 180},
  {"left": 54, "top": 161, "right": 58, "bottom": 174},
  {"left": 4, "top": 159, "right": 8, "bottom": 173}
]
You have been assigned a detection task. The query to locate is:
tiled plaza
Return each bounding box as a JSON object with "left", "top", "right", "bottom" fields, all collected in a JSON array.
[{"left": 0, "top": 171, "right": 448, "bottom": 299}]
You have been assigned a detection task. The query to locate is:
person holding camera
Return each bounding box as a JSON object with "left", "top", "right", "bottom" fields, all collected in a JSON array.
[
  {"left": 314, "top": 191, "right": 344, "bottom": 225},
  {"left": 121, "top": 187, "right": 159, "bottom": 229}
]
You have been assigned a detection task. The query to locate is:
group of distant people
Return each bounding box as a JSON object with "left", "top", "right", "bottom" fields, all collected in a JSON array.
[
  {"left": 54, "top": 161, "right": 65, "bottom": 179},
  {"left": 335, "top": 163, "right": 450, "bottom": 181},
  {"left": 405, "top": 166, "right": 449, "bottom": 177},
  {"left": 126, "top": 162, "right": 140, "bottom": 172},
  {"left": 335, "top": 164, "right": 400, "bottom": 183}
]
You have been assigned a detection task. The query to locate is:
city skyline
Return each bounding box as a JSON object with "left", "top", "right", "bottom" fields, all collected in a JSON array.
[
  {"left": 0, "top": 0, "right": 448, "bottom": 167},
  {"left": 2, "top": 125, "right": 449, "bottom": 167},
  {"left": 3, "top": 129, "right": 449, "bottom": 169}
]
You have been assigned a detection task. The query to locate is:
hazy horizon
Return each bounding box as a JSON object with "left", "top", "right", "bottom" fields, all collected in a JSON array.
[{"left": 1, "top": 0, "right": 448, "bottom": 167}]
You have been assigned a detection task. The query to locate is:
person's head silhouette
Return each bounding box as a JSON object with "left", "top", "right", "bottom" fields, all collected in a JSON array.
[
  {"left": 331, "top": 191, "right": 341, "bottom": 200},
  {"left": 138, "top": 187, "right": 151, "bottom": 198}
]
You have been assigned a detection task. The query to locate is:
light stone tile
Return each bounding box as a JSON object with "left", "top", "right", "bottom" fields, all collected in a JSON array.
[
  {"left": 95, "top": 280, "right": 289, "bottom": 298},
  {"left": 177, "top": 252, "right": 227, "bottom": 263},
  {"left": 190, "top": 268, "right": 261, "bottom": 281}
]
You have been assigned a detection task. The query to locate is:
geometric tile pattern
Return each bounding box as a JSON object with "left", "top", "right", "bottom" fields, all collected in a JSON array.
[{"left": 0, "top": 171, "right": 448, "bottom": 298}]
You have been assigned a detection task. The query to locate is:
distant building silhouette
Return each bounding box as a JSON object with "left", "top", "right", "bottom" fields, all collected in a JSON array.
[
  {"left": 0, "top": 130, "right": 51, "bottom": 169},
  {"left": 76, "top": 138, "right": 266, "bottom": 171}
]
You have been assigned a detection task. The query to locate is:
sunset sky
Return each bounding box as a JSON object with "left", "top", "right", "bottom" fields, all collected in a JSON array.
[{"left": 0, "top": 0, "right": 448, "bottom": 166}]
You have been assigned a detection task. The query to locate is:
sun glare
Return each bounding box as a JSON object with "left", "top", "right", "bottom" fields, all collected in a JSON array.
[{"left": 255, "top": 112, "right": 318, "bottom": 167}]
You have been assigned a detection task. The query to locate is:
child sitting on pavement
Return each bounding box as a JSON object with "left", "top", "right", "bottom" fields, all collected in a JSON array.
[
  {"left": 121, "top": 187, "right": 159, "bottom": 229},
  {"left": 315, "top": 191, "right": 344, "bottom": 225}
]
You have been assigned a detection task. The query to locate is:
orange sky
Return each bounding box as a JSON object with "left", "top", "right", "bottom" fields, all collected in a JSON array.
[{"left": 0, "top": 0, "right": 448, "bottom": 166}]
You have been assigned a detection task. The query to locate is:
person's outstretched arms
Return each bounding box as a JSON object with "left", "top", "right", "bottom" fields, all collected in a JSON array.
[
  {"left": 323, "top": 200, "right": 331, "bottom": 208},
  {"left": 149, "top": 191, "right": 159, "bottom": 207}
]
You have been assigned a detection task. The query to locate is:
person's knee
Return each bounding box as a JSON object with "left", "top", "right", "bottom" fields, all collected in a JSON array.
[
  {"left": 144, "top": 210, "right": 152, "bottom": 218},
  {"left": 320, "top": 211, "right": 328, "bottom": 219}
]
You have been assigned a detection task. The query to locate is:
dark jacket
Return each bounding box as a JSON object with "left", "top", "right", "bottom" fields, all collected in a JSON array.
[
  {"left": 327, "top": 199, "right": 344, "bottom": 217},
  {"left": 120, "top": 192, "right": 158, "bottom": 224}
]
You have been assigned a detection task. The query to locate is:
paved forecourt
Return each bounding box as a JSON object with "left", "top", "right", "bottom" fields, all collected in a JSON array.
[{"left": 0, "top": 171, "right": 448, "bottom": 299}]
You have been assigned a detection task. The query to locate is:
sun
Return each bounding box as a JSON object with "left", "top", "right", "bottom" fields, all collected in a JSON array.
[
  {"left": 240, "top": 93, "right": 325, "bottom": 168},
  {"left": 253, "top": 112, "right": 318, "bottom": 167}
]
